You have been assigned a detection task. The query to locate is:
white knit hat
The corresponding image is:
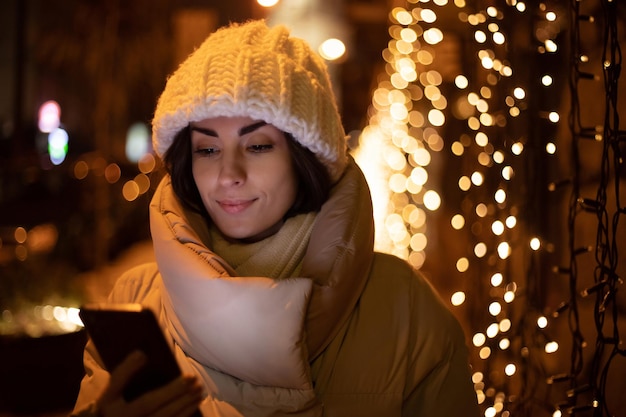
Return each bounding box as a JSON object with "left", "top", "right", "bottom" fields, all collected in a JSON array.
[{"left": 152, "top": 20, "right": 348, "bottom": 182}]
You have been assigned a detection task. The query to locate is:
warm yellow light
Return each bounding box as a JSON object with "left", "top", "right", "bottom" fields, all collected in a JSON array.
[
  {"left": 14, "top": 227, "right": 27, "bottom": 244},
  {"left": 451, "top": 214, "right": 465, "bottom": 230},
  {"left": 546, "top": 142, "right": 557, "bottom": 154},
  {"left": 386, "top": 148, "right": 407, "bottom": 170},
  {"left": 410, "top": 233, "right": 427, "bottom": 251},
  {"left": 423, "top": 28, "right": 443, "bottom": 45},
  {"left": 456, "top": 257, "right": 469, "bottom": 272},
  {"left": 411, "top": 148, "right": 430, "bottom": 167},
  {"left": 420, "top": 8, "right": 437, "bottom": 23},
  {"left": 475, "top": 203, "right": 488, "bottom": 217},
  {"left": 513, "top": 87, "right": 526, "bottom": 99},
  {"left": 468, "top": 117, "right": 481, "bottom": 130},
  {"left": 474, "top": 242, "right": 487, "bottom": 258},
  {"left": 455, "top": 75, "right": 469, "bottom": 89},
  {"left": 134, "top": 173, "right": 151, "bottom": 194},
  {"left": 410, "top": 167, "right": 428, "bottom": 185},
  {"left": 471, "top": 171, "right": 484, "bottom": 186},
  {"left": 428, "top": 109, "right": 446, "bottom": 126},
  {"left": 391, "top": 73, "right": 409, "bottom": 89},
  {"left": 475, "top": 30, "right": 487, "bottom": 43},
  {"left": 499, "top": 338, "right": 510, "bottom": 350},
  {"left": 318, "top": 38, "right": 346, "bottom": 61},
  {"left": 499, "top": 318, "right": 511, "bottom": 332},
  {"left": 506, "top": 215, "right": 517, "bottom": 228},
  {"left": 545, "top": 341, "right": 559, "bottom": 353},
  {"left": 122, "top": 180, "right": 140, "bottom": 201},
  {"left": 451, "top": 291, "right": 466, "bottom": 306},
  {"left": 494, "top": 189, "right": 506, "bottom": 203},
  {"left": 473, "top": 332, "right": 486, "bottom": 347},
  {"left": 530, "top": 237, "right": 541, "bottom": 250},
  {"left": 472, "top": 372, "right": 484, "bottom": 383},
  {"left": 493, "top": 32, "right": 505, "bottom": 45},
  {"left": 491, "top": 221, "right": 505, "bottom": 235},
  {"left": 504, "top": 363, "right": 516, "bottom": 376},
  {"left": 400, "top": 28, "right": 418, "bottom": 43},
  {"left": 486, "top": 323, "right": 499, "bottom": 338},
  {"left": 478, "top": 152, "right": 491, "bottom": 166},
  {"left": 511, "top": 142, "right": 524, "bottom": 155},
  {"left": 423, "top": 190, "right": 441, "bottom": 210},
  {"left": 389, "top": 173, "right": 408, "bottom": 193},
  {"left": 548, "top": 111, "right": 560, "bottom": 123},
  {"left": 501, "top": 166, "right": 514, "bottom": 180},
  {"left": 479, "top": 346, "right": 491, "bottom": 359},
  {"left": 475, "top": 132, "right": 488, "bottom": 146},
  {"left": 390, "top": 102, "right": 409, "bottom": 121},
  {"left": 489, "top": 302, "right": 502, "bottom": 316},
  {"left": 491, "top": 272, "right": 503, "bottom": 286},
  {"left": 104, "top": 163, "right": 121, "bottom": 184},
  {"left": 545, "top": 39, "right": 558, "bottom": 52},
  {"left": 451, "top": 141, "right": 465, "bottom": 156},
  {"left": 486, "top": 23, "right": 498, "bottom": 34},
  {"left": 537, "top": 316, "right": 548, "bottom": 329},
  {"left": 497, "top": 242, "right": 511, "bottom": 259},
  {"left": 459, "top": 176, "right": 471, "bottom": 191},
  {"left": 138, "top": 153, "right": 156, "bottom": 173},
  {"left": 257, "top": 0, "right": 279, "bottom": 6},
  {"left": 542, "top": 74, "right": 553, "bottom": 86},
  {"left": 481, "top": 56, "right": 494, "bottom": 69},
  {"left": 392, "top": 8, "right": 413, "bottom": 25}
]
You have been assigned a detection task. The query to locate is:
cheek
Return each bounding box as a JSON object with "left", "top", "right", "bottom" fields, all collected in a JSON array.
[{"left": 191, "top": 163, "right": 214, "bottom": 194}]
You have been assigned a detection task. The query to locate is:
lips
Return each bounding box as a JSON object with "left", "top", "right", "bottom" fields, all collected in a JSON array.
[{"left": 217, "top": 199, "right": 255, "bottom": 214}]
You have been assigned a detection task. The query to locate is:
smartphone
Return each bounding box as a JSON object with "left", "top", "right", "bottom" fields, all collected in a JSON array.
[{"left": 79, "top": 303, "right": 189, "bottom": 402}]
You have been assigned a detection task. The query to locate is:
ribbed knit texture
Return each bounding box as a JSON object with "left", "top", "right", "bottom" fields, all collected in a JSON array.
[
  {"left": 208, "top": 212, "right": 316, "bottom": 279},
  {"left": 152, "top": 20, "right": 348, "bottom": 181}
]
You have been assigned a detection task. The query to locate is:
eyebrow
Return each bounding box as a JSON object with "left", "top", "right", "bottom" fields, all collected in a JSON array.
[{"left": 190, "top": 121, "right": 268, "bottom": 137}]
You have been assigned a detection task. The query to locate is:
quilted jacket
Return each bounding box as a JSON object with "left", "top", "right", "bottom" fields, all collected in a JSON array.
[{"left": 72, "top": 159, "right": 479, "bottom": 417}]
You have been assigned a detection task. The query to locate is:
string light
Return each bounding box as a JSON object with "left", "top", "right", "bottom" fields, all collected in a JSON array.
[{"left": 352, "top": 1, "right": 586, "bottom": 416}]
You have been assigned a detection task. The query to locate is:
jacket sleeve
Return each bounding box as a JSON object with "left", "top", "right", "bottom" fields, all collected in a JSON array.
[
  {"left": 70, "top": 338, "right": 109, "bottom": 417},
  {"left": 402, "top": 270, "right": 480, "bottom": 417}
]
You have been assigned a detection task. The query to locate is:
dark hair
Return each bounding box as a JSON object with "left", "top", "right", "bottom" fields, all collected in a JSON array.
[{"left": 162, "top": 126, "right": 332, "bottom": 218}]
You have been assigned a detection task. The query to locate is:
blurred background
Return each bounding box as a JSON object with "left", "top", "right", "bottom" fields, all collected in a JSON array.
[{"left": 1, "top": 0, "right": 625, "bottom": 416}]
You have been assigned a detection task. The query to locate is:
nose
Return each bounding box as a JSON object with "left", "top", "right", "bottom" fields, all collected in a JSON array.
[{"left": 218, "top": 152, "right": 246, "bottom": 186}]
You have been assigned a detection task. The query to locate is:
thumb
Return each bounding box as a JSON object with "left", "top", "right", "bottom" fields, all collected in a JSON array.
[{"left": 106, "top": 350, "right": 147, "bottom": 397}]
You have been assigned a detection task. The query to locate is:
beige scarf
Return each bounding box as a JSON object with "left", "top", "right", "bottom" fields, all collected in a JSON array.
[{"left": 209, "top": 212, "right": 317, "bottom": 279}]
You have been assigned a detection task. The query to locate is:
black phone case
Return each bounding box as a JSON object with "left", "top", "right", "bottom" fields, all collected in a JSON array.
[{"left": 79, "top": 304, "right": 183, "bottom": 401}]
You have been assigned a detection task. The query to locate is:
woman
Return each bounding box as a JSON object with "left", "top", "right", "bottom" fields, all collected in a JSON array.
[{"left": 72, "top": 20, "right": 480, "bottom": 417}]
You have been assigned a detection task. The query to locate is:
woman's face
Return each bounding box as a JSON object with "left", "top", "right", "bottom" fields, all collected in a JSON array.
[{"left": 190, "top": 116, "right": 298, "bottom": 242}]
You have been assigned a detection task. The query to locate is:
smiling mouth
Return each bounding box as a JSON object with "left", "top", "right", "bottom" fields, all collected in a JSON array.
[{"left": 218, "top": 200, "right": 254, "bottom": 214}]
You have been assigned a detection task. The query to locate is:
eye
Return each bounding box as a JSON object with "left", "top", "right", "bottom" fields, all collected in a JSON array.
[
  {"left": 194, "top": 147, "right": 219, "bottom": 156},
  {"left": 248, "top": 144, "right": 274, "bottom": 153}
]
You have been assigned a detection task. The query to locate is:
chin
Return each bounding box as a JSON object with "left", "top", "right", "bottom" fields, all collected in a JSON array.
[{"left": 232, "top": 224, "right": 284, "bottom": 243}]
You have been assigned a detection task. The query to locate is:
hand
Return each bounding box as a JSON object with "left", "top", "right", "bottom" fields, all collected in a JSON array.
[{"left": 96, "top": 350, "right": 203, "bottom": 417}]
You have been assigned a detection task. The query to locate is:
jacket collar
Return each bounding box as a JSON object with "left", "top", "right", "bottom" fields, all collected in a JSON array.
[{"left": 149, "top": 156, "right": 374, "bottom": 386}]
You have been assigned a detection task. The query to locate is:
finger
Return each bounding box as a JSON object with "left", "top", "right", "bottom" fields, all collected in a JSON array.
[
  {"left": 127, "top": 375, "right": 202, "bottom": 416},
  {"left": 103, "top": 350, "right": 147, "bottom": 400},
  {"left": 148, "top": 380, "right": 203, "bottom": 417}
]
